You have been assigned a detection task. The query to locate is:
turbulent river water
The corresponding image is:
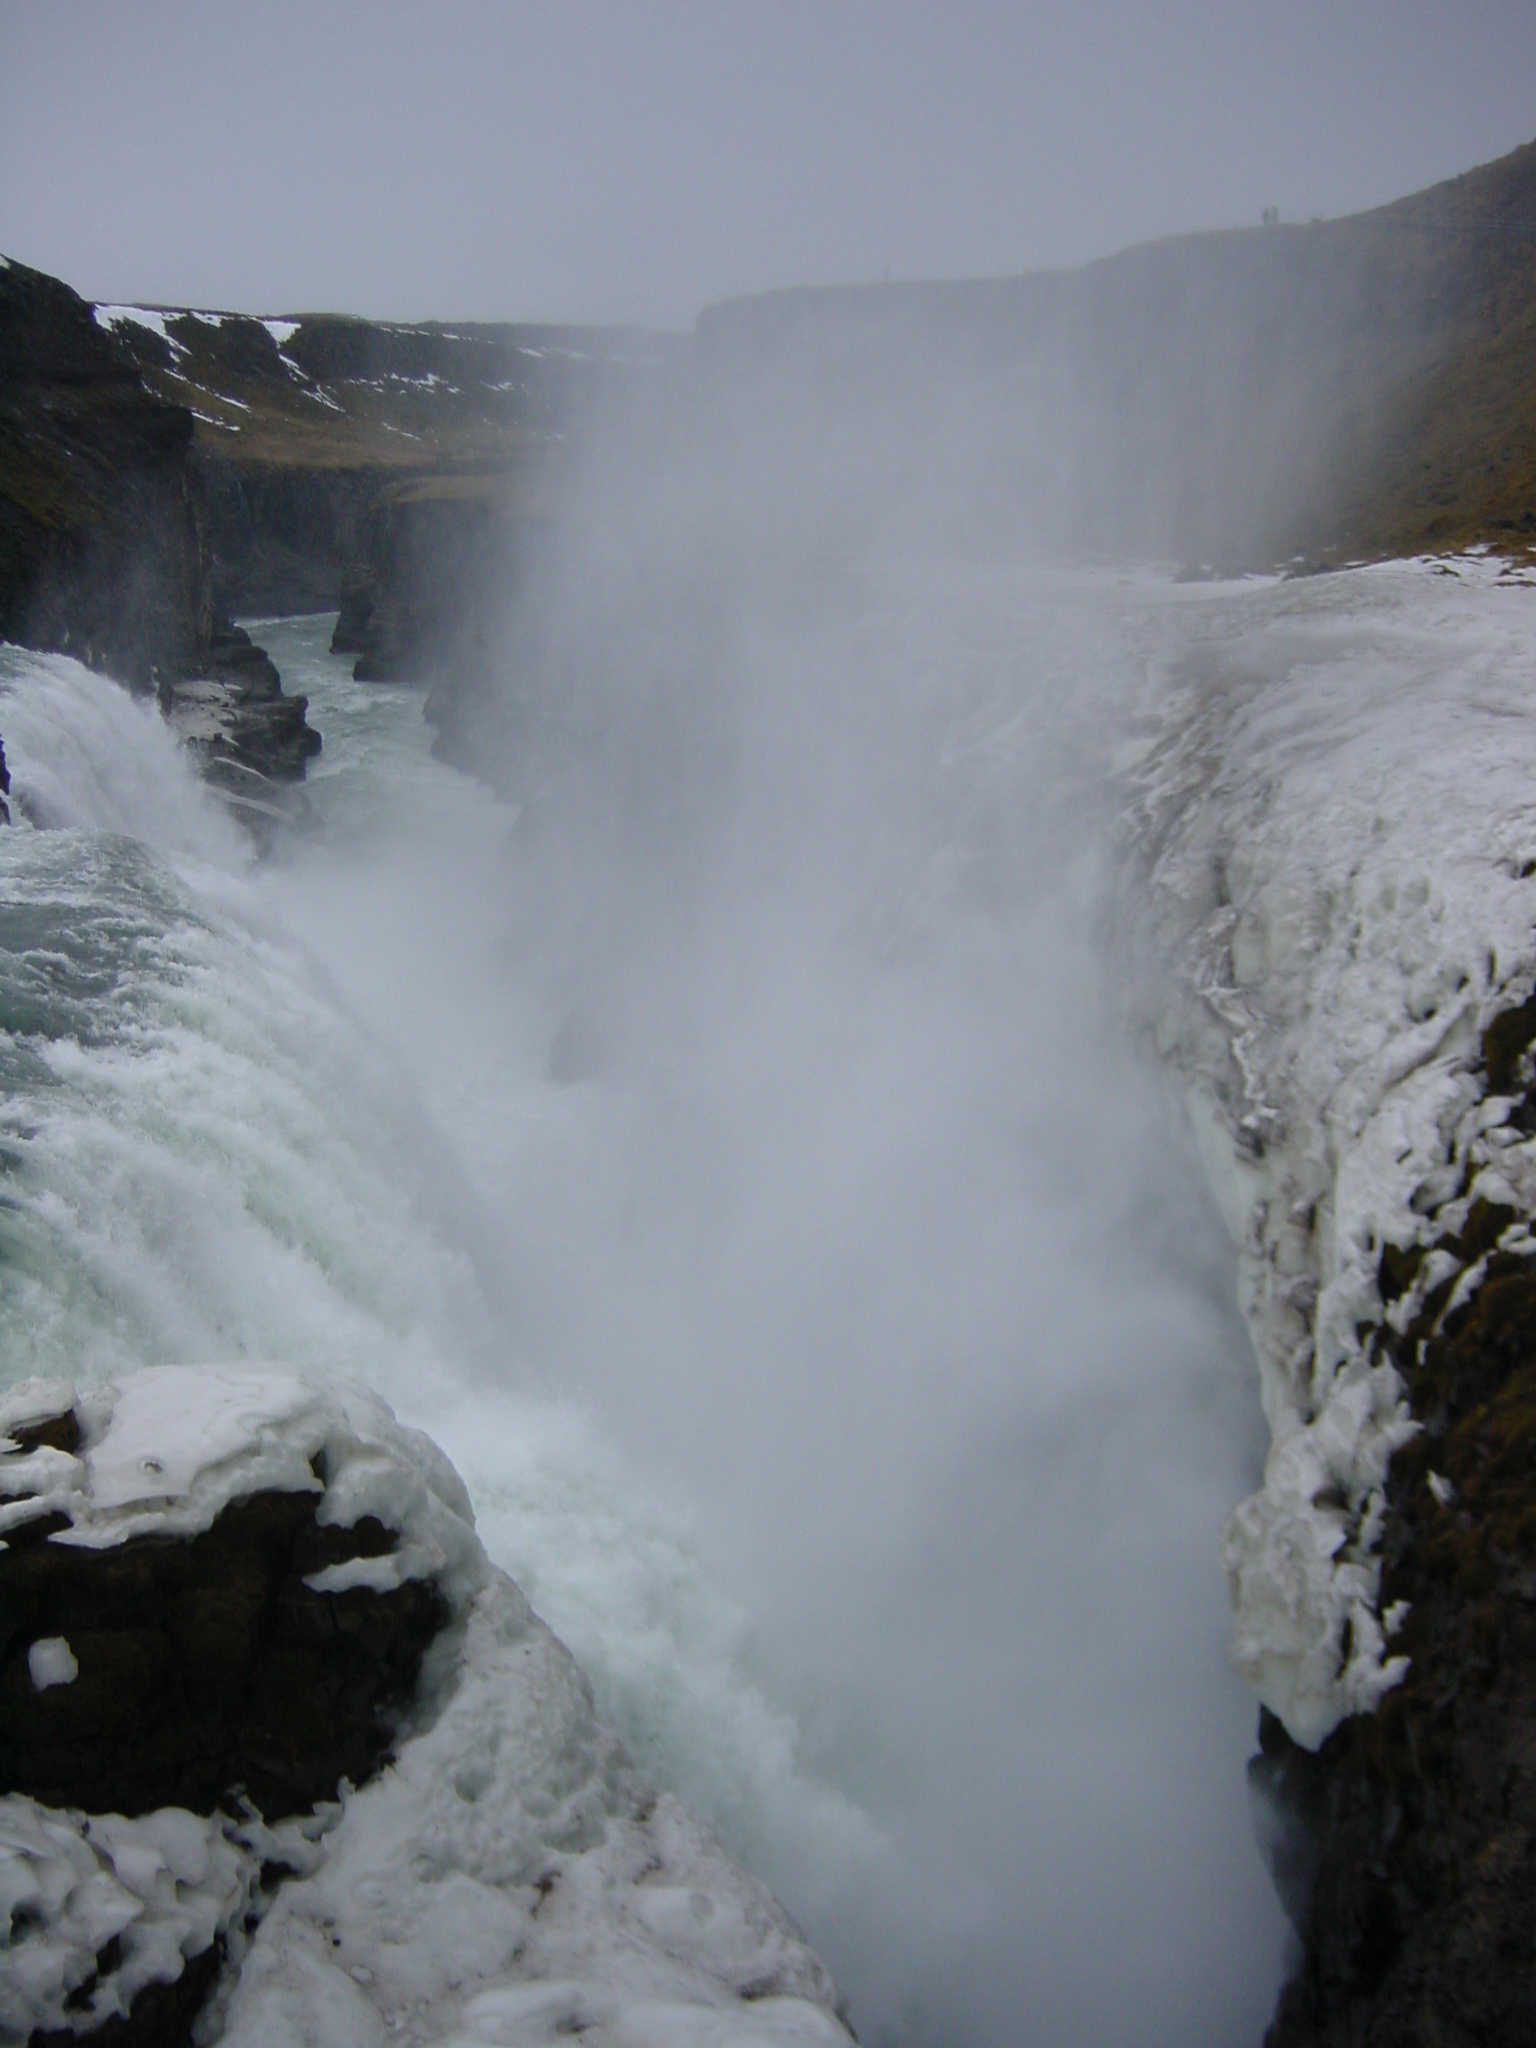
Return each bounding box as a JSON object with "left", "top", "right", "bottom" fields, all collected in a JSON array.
[{"left": 0, "top": 578, "right": 1289, "bottom": 2046}]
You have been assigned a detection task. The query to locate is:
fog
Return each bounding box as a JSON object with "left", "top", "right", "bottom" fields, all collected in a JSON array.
[{"left": 303, "top": 338, "right": 1294, "bottom": 2046}]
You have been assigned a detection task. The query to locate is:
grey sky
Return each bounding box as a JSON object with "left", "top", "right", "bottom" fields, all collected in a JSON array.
[{"left": 2, "top": 1, "right": 1533, "bottom": 330}]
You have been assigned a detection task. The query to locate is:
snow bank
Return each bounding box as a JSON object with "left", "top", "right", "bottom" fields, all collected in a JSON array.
[
  {"left": 0, "top": 1367, "right": 848, "bottom": 2043},
  {"left": 221, "top": 1575, "right": 848, "bottom": 2048},
  {"left": 1120, "top": 554, "right": 1536, "bottom": 1747}
]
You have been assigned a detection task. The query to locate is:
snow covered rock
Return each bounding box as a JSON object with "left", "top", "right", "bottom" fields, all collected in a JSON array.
[
  {"left": 0, "top": 1369, "right": 455, "bottom": 1824},
  {"left": 0, "top": 1367, "right": 850, "bottom": 2047},
  {"left": 1119, "top": 557, "right": 1536, "bottom": 2039},
  {"left": 1120, "top": 555, "right": 1536, "bottom": 1750}
]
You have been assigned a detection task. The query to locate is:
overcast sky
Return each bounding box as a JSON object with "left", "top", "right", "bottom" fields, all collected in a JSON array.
[{"left": 2, "top": 1, "right": 1533, "bottom": 330}]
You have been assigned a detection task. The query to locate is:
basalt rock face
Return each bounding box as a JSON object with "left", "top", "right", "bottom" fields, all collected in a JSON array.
[
  {"left": 1257, "top": 1013, "right": 1536, "bottom": 2046},
  {"left": 331, "top": 473, "right": 554, "bottom": 778},
  {"left": 0, "top": 1488, "right": 446, "bottom": 1825},
  {"left": 197, "top": 456, "right": 391, "bottom": 616},
  {"left": 0, "top": 258, "right": 213, "bottom": 688},
  {"left": 0, "top": 257, "right": 320, "bottom": 787},
  {"left": 330, "top": 474, "right": 546, "bottom": 685}
]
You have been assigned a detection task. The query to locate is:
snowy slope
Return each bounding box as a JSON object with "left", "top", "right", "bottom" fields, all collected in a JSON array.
[
  {"left": 1119, "top": 552, "right": 1536, "bottom": 1747},
  {"left": 0, "top": 1368, "right": 849, "bottom": 2044}
]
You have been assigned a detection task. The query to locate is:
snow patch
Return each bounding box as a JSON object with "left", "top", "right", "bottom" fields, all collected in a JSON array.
[
  {"left": 222, "top": 1572, "right": 847, "bottom": 2047},
  {"left": 91, "top": 305, "right": 188, "bottom": 359},
  {"left": 27, "top": 1638, "right": 77, "bottom": 1690},
  {"left": 263, "top": 319, "right": 301, "bottom": 348},
  {"left": 0, "top": 1796, "right": 326, "bottom": 2040}
]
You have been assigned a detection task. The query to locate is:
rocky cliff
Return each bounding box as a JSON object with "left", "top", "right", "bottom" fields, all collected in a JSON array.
[
  {"left": 0, "top": 258, "right": 321, "bottom": 791},
  {"left": 1117, "top": 555, "right": 1536, "bottom": 2046},
  {"left": 92, "top": 299, "right": 678, "bottom": 619},
  {"left": 0, "top": 266, "right": 672, "bottom": 799},
  {"left": 330, "top": 473, "right": 547, "bottom": 682}
]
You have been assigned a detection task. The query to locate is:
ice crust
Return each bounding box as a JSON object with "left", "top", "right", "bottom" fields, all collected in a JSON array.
[
  {"left": 1120, "top": 555, "right": 1536, "bottom": 1748},
  {"left": 0, "top": 1367, "right": 848, "bottom": 2043}
]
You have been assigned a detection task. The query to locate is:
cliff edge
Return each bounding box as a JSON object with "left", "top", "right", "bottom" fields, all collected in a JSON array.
[{"left": 0, "top": 256, "right": 320, "bottom": 793}]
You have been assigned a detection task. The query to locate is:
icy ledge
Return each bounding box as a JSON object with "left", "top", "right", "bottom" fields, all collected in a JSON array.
[
  {"left": 0, "top": 1366, "right": 850, "bottom": 2045},
  {"left": 1118, "top": 556, "right": 1536, "bottom": 1749}
]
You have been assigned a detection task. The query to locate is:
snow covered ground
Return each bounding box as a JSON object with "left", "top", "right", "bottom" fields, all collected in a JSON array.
[
  {"left": 0, "top": 1368, "right": 850, "bottom": 2045},
  {"left": 1117, "top": 551, "right": 1536, "bottom": 1747}
]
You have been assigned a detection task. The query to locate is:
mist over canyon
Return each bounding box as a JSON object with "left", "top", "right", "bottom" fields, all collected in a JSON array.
[{"left": 2, "top": 109, "right": 1536, "bottom": 2048}]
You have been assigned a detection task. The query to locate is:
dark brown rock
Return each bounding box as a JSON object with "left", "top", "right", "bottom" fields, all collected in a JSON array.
[
  {"left": 0, "top": 1482, "right": 446, "bottom": 1822},
  {"left": 0, "top": 1379, "right": 459, "bottom": 2048}
]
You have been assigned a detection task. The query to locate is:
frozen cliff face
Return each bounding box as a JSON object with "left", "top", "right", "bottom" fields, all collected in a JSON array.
[
  {"left": 0, "top": 1367, "right": 850, "bottom": 2045},
  {"left": 1117, "top": 551, "right": 1536, "bottom": 1749}
]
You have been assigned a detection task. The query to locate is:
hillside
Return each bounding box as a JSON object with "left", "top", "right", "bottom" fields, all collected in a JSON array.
[
  {"left": 90, "top": 302, "right": 683, "bottom": 611},
  {"left": 698, "top": 137, "right": 1536, "bottom": 570}
]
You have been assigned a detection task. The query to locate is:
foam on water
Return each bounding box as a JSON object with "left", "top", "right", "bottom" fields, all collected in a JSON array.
[{"left": 0, "top": 605, "right": 1286, "bottom": 2046}]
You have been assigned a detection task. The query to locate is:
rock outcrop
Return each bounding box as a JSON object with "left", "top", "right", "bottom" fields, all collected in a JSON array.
[
  {"left": 0, "top": 260, "right": 211, "bottom": 690},
  {"left": 0, "top": 1369, "right": 852, "bottom": 2048},
  {"left": 0, "top": 257, "right": 320, "bottom": 792},
  {"left": 2, "top": 1470, "right": 444, "bottom": 1826}
]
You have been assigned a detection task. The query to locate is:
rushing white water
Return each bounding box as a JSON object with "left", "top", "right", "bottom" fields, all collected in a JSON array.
[{"left": 0, "top": 579, "right": 1288, "bottom": 2045}]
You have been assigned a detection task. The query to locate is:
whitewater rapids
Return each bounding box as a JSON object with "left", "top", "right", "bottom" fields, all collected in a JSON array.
[{"left": 6, "top": 549, "right": 1440, "bottom": 2044}]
